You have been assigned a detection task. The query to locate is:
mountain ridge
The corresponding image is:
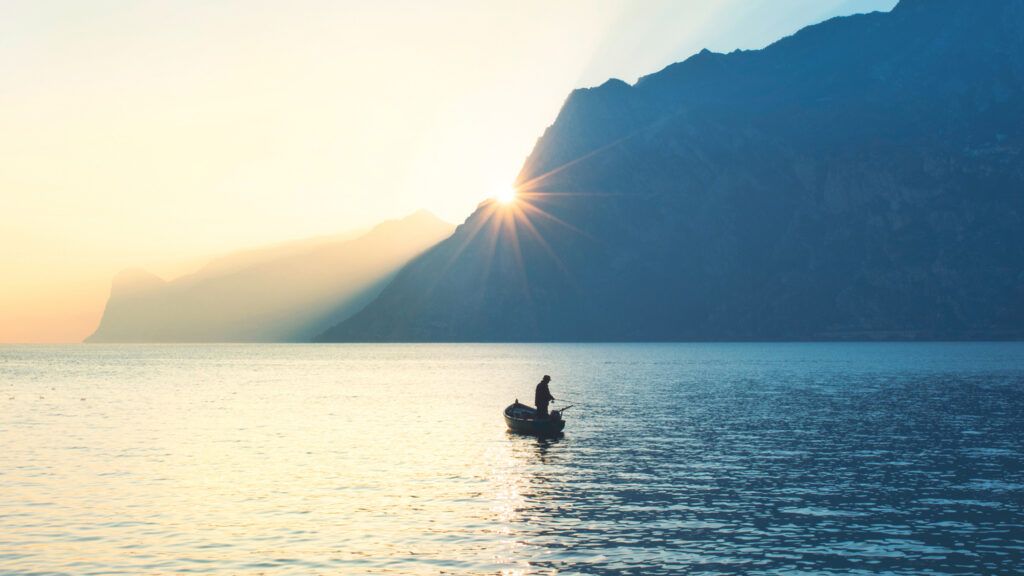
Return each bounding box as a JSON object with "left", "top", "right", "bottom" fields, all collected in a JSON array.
[
  {"left": 88, "top": 211, "right": 454, "bottom": 343},
  {"left": 320, "top": 0, "right": 1024, "bottom": 342}
]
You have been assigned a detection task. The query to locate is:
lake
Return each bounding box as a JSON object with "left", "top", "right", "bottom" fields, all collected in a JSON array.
[{"left": 2, "top": 343, "right": 1023, "bottom": 574}]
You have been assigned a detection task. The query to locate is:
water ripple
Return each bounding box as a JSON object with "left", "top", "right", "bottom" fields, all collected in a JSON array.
[{"left": 1, "top": 342, "right": 1022, "bottom": 574}]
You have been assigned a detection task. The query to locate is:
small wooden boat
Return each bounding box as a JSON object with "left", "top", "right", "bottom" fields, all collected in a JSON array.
[{"left": 504, "top": 401, "right": 566, "bottom": 436}]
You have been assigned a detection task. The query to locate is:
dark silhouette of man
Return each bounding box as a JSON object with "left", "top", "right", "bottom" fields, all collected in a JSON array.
[{"left": 535, "top": 375, "right": 555, "bottom": 418}]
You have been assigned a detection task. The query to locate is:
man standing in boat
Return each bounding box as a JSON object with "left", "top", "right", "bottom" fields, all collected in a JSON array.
[{"left": 535, "top": 375, "right": 555, "bottom": 419}]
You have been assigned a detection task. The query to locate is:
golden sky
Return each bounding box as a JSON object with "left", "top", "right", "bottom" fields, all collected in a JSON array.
[{"left": 0, "top": 0, "right": 896, "bottom": 343}]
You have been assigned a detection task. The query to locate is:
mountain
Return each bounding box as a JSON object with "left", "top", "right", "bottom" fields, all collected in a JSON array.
[
  {"left": 86, "top": 211, "right": 453, "bottom": 342},
  {"left": 188, "top": 228, "right": 367, "bottom": 280},
  {"left": 320, "top": 0, "right": 1024, "bottom": 342}
]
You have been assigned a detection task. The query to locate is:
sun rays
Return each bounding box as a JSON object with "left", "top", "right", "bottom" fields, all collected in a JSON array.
[
  {"left": 415, "top": 139, "right": 626, "bottom": 318},
  {"left": 493, "top": 185, "right": 518, "bottom": 204},
  {"left": 437, "top": 185, "right": 585, "bottom": 302}
]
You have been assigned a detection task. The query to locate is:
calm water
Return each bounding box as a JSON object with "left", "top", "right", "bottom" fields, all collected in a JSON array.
[{"left": 1, "top": 343, "right": 1023, "bottom": 575}]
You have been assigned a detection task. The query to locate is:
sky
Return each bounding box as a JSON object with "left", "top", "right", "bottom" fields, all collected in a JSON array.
[{"left": 0, "top": 0, "right": 898, "bottom": 343}]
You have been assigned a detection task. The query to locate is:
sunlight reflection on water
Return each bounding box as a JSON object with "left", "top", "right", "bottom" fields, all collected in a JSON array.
[{"left": 1, "top": 343, "right": 1023, "bottom": 574}]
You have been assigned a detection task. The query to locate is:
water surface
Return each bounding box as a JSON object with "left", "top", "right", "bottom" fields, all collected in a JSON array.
[{"left": 2, "top": 343, "right": 1023, "bottom": 574}]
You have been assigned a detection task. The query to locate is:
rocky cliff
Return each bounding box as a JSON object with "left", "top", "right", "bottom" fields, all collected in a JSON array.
[{"left": 321, "top": 0, "right": 1024, "bottom": 341}]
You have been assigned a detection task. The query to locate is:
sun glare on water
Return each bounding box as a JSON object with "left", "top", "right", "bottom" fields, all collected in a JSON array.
[{"left": 494, "top": 186, "right": 517, "bottom": 205}]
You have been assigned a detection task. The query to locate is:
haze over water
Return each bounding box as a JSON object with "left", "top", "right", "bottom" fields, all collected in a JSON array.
[{"left": 2, "top": 343, "right": 1023, "bottom": 574}]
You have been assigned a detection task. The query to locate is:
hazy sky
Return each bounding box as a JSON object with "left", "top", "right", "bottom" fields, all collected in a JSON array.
[{"left": 0, "top": 0, "right": 897, "bottom": 343}]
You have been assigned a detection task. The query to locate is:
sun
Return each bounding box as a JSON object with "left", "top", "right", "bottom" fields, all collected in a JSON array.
[{"left": 494, "top": 186, "right": 517, "bottom": 205}]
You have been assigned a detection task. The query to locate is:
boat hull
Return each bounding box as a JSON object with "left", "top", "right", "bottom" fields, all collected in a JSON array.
[{"left": 504, "top": 403, "right": 566, "bottom": 436}]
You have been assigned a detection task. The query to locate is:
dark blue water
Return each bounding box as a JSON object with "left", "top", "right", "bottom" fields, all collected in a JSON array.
[
  {"left": 526, "top": 343, "right": 1024, "bottom": 574},
  {"left": 1, "top": 343, "right": 1022, "bottom": 574}
]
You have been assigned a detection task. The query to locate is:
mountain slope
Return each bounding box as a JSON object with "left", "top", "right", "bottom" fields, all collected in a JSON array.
[
  {"left": 321, "top": 0, "right": 1024, "bottom": 342},
  {"left": 87, "top": 211, "right": 453, "bottom": 342}
]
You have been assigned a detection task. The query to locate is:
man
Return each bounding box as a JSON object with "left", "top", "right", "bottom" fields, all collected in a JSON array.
[{"left": 534, "top": 375, "right": 555, "bottom": 419}]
